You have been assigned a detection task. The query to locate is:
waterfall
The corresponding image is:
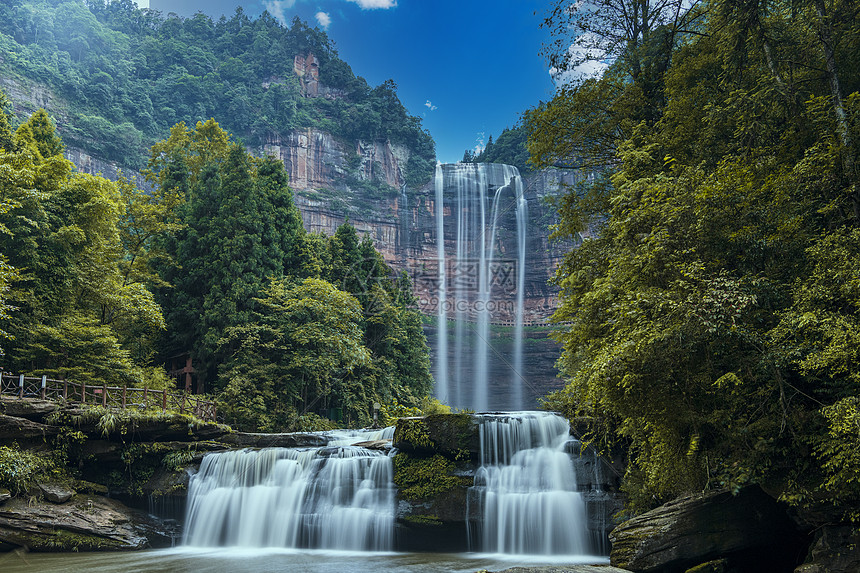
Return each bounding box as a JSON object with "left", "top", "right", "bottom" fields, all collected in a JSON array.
[
  {"left": 512, "top": 185, "right": 527, "bottom": 408},
  {"left": 433, "top": 163, "right": 527, "bottom": 411},
  {"left": 183, "top": 446, "right": 395, "bottom": 550},
  {"left": 467, "top": 412, "right": 591, "bottom": 555},
  {"left": 434, "top": 163, "right": 449, "bottom": 405}
]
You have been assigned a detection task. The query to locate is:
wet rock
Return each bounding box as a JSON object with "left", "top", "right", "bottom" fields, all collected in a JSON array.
[
  {"left": 141, "top": 463, "right": 195, "bottom": 498},
  {"left": 217, "top": 431, "right": 327, "bottom": 448},
  {"left": 610, "top": 486, "right": 805, "bottom": 573},
  {"left": 393, "top": 451, "right": 477, "bottom": 553},
  {"left": 393, "top": 414, "right": 479, "bottom": 459},
  {"left": 496, "top": 565, "right": 630, "bottom": 573},
  {"left": 0, "top": 489, "right": 10, "bottom": 504},
  {"left": 353, "top": 439, "right": 391, "bottom": 450},
  {"left": 37, "top": 483, "right": 74, "bottom": 504},
  {"left": 795, "top": 526, "right": 860, "bottom": 573},
  {"left": 0, "top": 397, "right": 58, "bottom": 422},
  {"left": 0, "top": 495, "right": 150, "bottom": 551},
  {"left": 0, "top": 414, "right": 58, "bottom": 443}
]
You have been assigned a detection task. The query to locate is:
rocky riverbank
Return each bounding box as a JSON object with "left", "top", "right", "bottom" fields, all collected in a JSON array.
[
  {"left": 0, "top": 395, "right": 233, "bottom": 551},
  {"left": 2, "top": 402, "right": 859, "bottom": 573}
]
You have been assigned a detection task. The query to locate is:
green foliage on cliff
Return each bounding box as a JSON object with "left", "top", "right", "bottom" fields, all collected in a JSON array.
[
  {"left": 0, "top": 0, "right": 435, "bottom": 179},
  {"left": 531, "top": 0, "right": 860, "bottom": 517},
  {"left": 0, "top": 95, "right": 433, "bottom": 431},
  {"left": 463, "top": 123, "right": 532, "bottom": 174},
  {"left": 0, "top": 444, "right": 55, "bottom": 495},
  {"left": 144, "top": 120, "right": 433, "bottom": 431}
]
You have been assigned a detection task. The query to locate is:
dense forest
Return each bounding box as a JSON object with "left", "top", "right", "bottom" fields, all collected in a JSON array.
[
  {"left": 0, "top": 97, "right": 433, "bottom": 432},
  {"left": 0, "top": 0, "right": 441, "bottom": 431},
  {"left": 0, "top": 0, "right": 435, "bottom": 187},
  {"left": 529, "top": 0, "right": 860, "bottom": 519}
]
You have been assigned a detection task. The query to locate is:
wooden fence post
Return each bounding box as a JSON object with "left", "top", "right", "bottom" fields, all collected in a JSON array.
[
  {"left": 63, "top": 379, "right": 68, "bottom": 400},
  {"left": 102, "top": 383, "right": 107, "bottom": 407},
  {"left": 162, "top": 389, "right": 167, "bottom": 412},
  {"left": 18, "top": 374, "right": 23, "bottom": 399},
  {"left": 143, "top": 387, "right": 148, "bottom": 408},
  {"left": 40, "top": 375, "right": 46, "bottom": 400},
  {"left": 82, "top": 381, "right": 86, "bottom": 404},
  {"left": 181, "top": 392, "right": 186, "bottom": 415},
  {"left": 122, "top": 386, "right": 127, "bottom": 409}
]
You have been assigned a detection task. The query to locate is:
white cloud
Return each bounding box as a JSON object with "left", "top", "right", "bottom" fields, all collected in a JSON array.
[
  {"left": 264, "top": 0, "right": 394, "bottom": 27},
  {"left": 263, "top": 0, "right": 296, "bottom": 25},
  {"left": 346, "top": 0, "right": 397, "bottom": 9},
  {"left": 315, "top": 11, "right": 332, "bottom": 29},
  {"left": 551, "top": 33, "right": 611, "bottom": 86},
  {"left": 424, "top": 100, "right": 437, "bottom": 111},
  {"left": 473, "top": 132, "right": 486, "bottom": 156}
]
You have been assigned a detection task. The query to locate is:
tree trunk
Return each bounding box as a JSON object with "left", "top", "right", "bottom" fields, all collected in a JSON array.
[{"left": 812, "top": 0, "right": 859, "bottom": 220}]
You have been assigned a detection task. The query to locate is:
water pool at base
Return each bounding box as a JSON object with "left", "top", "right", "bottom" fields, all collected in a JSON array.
[{"left": 0, "top": 548, "right": 610, "bottom": 573}]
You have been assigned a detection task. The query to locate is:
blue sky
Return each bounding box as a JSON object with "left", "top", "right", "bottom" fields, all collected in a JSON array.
[{"left": 147, "top": 0, "right": 556, "bottom": 163}]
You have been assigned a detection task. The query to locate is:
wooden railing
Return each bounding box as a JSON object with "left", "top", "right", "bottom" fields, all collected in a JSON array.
[{"left": 0, "top": 372, "right": 216, "bottom": 422}]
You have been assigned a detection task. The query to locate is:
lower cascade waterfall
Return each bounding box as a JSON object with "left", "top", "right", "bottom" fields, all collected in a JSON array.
[
  {"left": 180, "top": 418, "right": 608, "bottom": 556},
  {"left": 183, "top": 445, "right": 395, "bottom": 550},
  {"left": 468, "top": 412, "right": 591, "bottom": 555}
]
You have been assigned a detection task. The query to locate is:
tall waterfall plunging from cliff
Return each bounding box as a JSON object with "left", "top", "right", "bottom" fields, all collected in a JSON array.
[
  {"left": 467, "top": 412, "right": 591, "bottom": 555},
  {"left": 183, "top": 445, "right": 394, "bottom": 550},
  {"left": 433, "top": 163, "right": 528, "bottom": 411}
]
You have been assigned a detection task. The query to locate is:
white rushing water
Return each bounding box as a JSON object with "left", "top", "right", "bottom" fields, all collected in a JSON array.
[
  {"left": 468, "top": 412, "right": 591, "bottom": 555},
  {"left": 183, "top": 445, "right": 395, "bottom": 550},
  {"left": 434, "top": 163, "right": 449, "bottom": 405},
  {"left": 434, "top": 163, "right": 527, "bottom": 411}
]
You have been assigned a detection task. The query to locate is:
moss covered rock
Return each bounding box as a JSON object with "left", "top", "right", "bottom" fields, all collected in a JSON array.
[{"left": 393, "top": 414, "right": 479, "bottom": 459}]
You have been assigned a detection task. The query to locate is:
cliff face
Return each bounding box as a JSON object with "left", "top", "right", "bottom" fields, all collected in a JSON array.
[
  {"left": 5, "top": 74, "right": 578, "bottom": 405},
  {"left": 273, "top": 150, "right": 582, "bottom": 408},
  {"left": 272, "top": 138, "right": 582, "bottom": 327},
  {"left": 65, "top": 147, "right": 149, "bottom": 189}
]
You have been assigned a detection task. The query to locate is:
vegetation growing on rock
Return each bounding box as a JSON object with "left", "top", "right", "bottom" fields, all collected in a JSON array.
[{"left": 393, "top": 453, "right": 470, "bottom": 501}]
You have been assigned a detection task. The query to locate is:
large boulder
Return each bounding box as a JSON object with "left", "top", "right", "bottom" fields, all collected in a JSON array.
[
  {"left": 0, "top": 397, "right": 58, "bottom": 422},
  {"left": 0, "top": 414, "right": 58, "bottom": 441},
  {"left": 393, "top": 414, "right": 480, "bottom": 459},
  {"left": 391, "top": 414, "right": 478, "bottom": 551},
  {"left": 795, "top": 526, "right": 860, "bottom": 573},
  {"left": 610, "top": 486, "right": 806, "bottom": 573},
  {"left": 0, "top": 495, "right": 152, "bottom": 551},
  {"left": 37, "top": 482, "right": 74, "bottom": 504}
]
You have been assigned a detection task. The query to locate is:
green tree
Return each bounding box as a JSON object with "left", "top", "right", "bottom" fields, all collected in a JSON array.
[
  {"left": 0, "top": 102, "right": 165, "bottom": 383},
  {"left": 533, "top": 0, "right": 860, "bottom": 516},
  {"left": 153, "top": 122, "right": 307, "bottom": 387},
  {"left": 218, "top": 277, "right": 371, "bottom": 430}
]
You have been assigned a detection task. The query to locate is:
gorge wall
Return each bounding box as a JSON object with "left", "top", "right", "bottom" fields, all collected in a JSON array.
[
  {"left": 5, "top": 74, "right": 580, "bottom": 407},
  {"left": 267, "top": 132, "right": 583, "bottom": 406}
]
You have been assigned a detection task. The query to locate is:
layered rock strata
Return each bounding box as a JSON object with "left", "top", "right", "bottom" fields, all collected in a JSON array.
[{"left": 609, "top": 486, "right": 807, "bottom": 573}]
